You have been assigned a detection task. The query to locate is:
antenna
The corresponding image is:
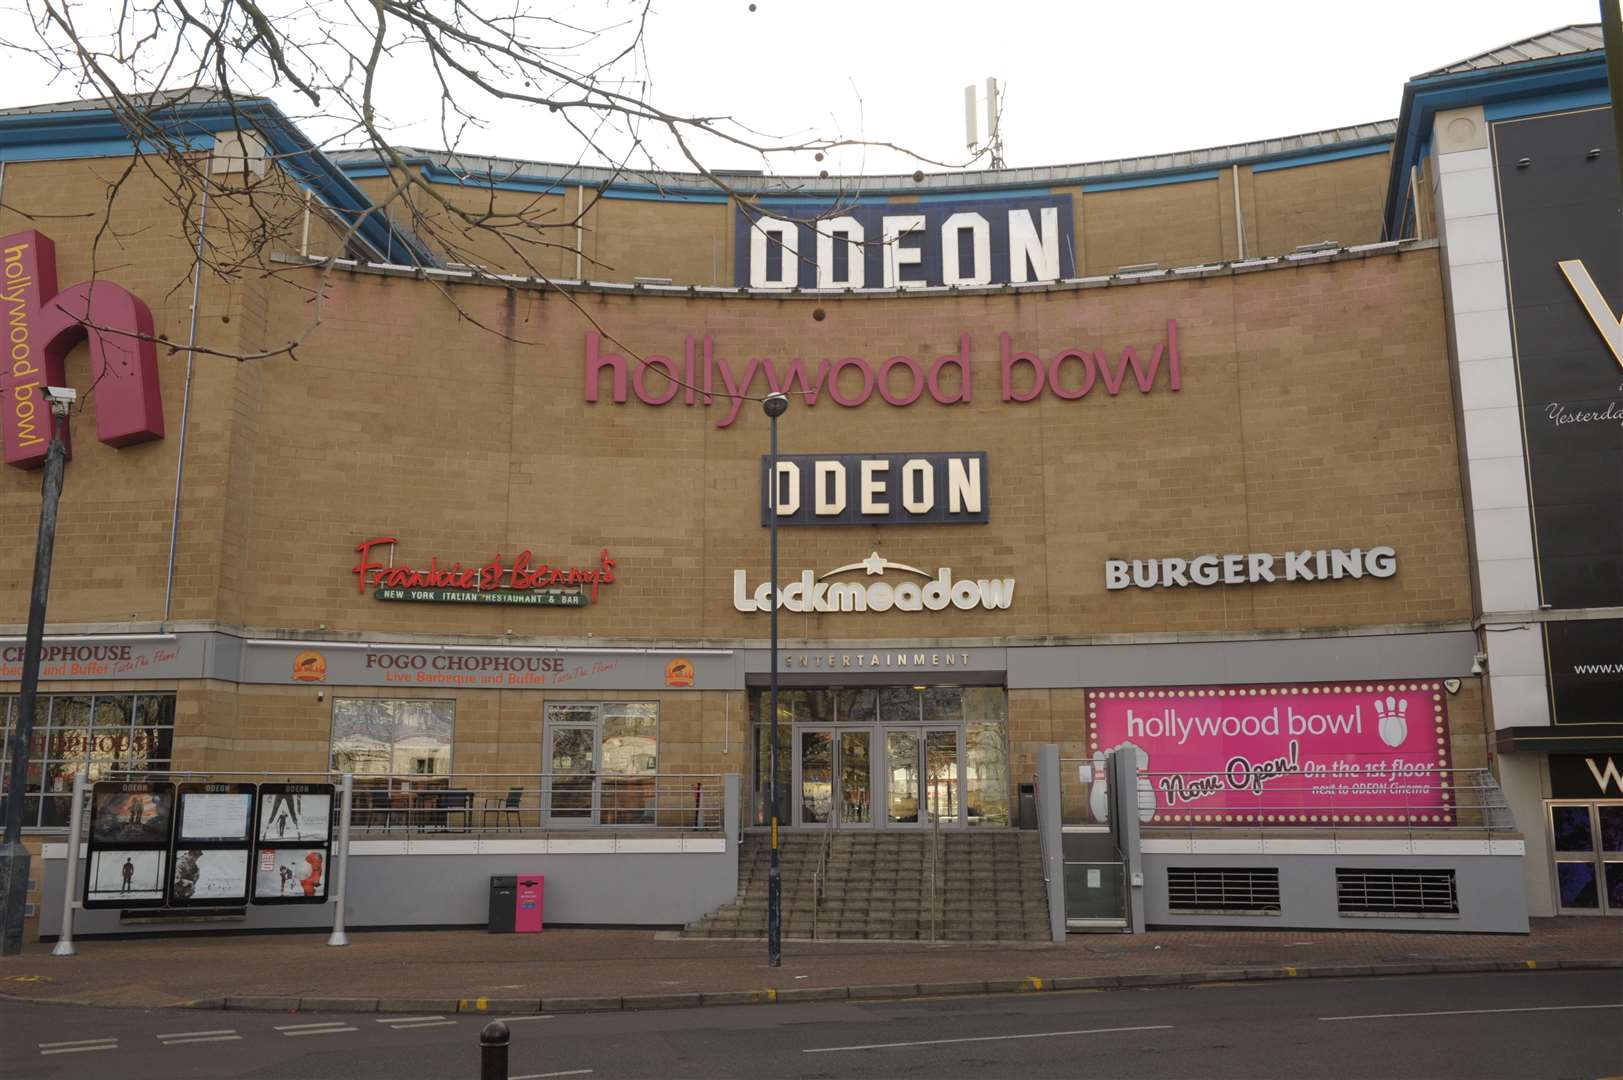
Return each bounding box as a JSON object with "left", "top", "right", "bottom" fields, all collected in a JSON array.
[
  {"left": 986, "top": 78, "right": 1005, "bottom": 169},
  {"left": 964, "top": 79, "right": 1005, "bottom": 169}
]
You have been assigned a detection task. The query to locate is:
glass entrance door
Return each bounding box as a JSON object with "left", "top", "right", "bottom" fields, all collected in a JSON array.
[
  {"left": 925, "top": 728, "right": 962, "bottom": 826},
  {"left": 798, "top": 729, "right": 834, "bottom": 825},
  {"left": 886, "top": 729, "right": 921, "bottom": 825},
  {"left": 545, "top": 724, "right": 598, "bottom": 824},
  {"left": 795, "top": 727, "right": 874, "bottom": 827},
  {"left": 839, "top": 729, "right": 874, "bottom": 826},
  {"left": 1549, "top": 802, "right": 1623, "bottom": 914}
]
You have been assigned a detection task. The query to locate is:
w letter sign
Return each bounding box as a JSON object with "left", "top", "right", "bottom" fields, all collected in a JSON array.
[{"left": 2, "top": 229, "right": 164, "bottom": 469}]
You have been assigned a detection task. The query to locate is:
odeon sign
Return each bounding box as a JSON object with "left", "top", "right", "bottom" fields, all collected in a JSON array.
[
  {"left": 1, "top": 229, "right": 164, "bottom": 468},
  {"left": 734, "top": 550, "right": 1015, "bottom": 614}
]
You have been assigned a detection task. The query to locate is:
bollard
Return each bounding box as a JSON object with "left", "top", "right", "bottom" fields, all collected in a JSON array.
[{"left": 480, "top": 1019, "right": 510, "bottom": 1080}]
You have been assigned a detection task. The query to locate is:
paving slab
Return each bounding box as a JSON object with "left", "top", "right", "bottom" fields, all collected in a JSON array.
[
  {"left": 3, "top": 917, "right": 1615, "bottom": 1016},
  {"left": 543, "top": 995, "right": 622, "bottom": 1013},
  {"left": 457, "top": 997, "right": 541, "bottom": 1014},
  {"left": 621, "top": 992, "right": 704, "bottom": 1010},
  {"left": 225, "top": 995, "right": 301, "bottom": 1011},
  {"left": 848, "top": 982, "right": 919, "bottom": 999},
  {"left": 300, "top": 996, "right": 378, "bottom": 1013}
]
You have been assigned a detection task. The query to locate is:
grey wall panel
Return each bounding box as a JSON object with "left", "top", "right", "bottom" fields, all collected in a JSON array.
[
  {"left": 40, "top": 847, "right": 738, "bottom": 937},
  {"left": 1009, "top": 632, "right": 1479, "bottom": 689},
  {"left": 1140, "top": 852, "right": 1528, "bottom": 934}
]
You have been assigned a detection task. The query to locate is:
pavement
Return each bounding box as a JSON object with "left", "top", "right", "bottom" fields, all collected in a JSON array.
[
  {"left": 0, "top": 917, "right": 1619, "bottom": 1014},
  {"left": 3, "top": 970, "right": 1621, "bottom": 1078}
]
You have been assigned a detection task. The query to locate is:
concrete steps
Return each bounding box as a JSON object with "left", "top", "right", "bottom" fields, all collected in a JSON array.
[{"left": 682, "top": 830, "right": 1050, "bottom": 941}]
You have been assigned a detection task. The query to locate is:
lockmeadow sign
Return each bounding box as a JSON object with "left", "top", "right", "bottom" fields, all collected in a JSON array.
[
  {"left": 1105, "top": 547, "right": 1397, "bottom": 590},
  {"left": 734, "top": 551, "right": 1015, "bottom": 613},
  {"left": 352, "top": 536, "right": 614, "bottom": 606},
  {"left": 762, "top": 452, "right": 987, "bottom": 526}
]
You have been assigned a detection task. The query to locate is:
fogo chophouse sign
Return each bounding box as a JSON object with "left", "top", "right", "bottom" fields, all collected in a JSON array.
[{"left": 352, "top": 536, "right": 615, "bottom": 606}]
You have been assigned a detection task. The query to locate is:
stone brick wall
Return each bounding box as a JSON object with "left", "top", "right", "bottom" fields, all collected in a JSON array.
[{"left": 0, "top": 148, "right": 1482, "bottom": 824}]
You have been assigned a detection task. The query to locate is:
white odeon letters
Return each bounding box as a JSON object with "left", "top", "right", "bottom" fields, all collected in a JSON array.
[
  {"left": 1104, "top": 546, "right": 1399, "bottom": 590},
  {"left": 749, "top": 208, "right": 1060, "bottom": 290}
]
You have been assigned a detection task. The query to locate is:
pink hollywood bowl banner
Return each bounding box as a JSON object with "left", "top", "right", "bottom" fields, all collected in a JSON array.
[{"left": 1086, "top": 681, "right": 1454, "bottom": 826}]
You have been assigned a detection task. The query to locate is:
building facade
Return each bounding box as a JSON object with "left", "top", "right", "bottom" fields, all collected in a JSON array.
[{"left": 1, "top": 24, "right": 1617, "bottom": 935}]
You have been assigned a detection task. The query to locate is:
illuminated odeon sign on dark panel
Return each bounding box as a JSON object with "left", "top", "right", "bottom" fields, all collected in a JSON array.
[
  {"left": 734, "top": 194, "right": 1076, "bottom": 289},
  {"left": 761, "top": 452, "right": 987, "bottom": 526}
]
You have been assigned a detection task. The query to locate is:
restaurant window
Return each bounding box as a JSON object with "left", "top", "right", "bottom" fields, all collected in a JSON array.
[
  {"left": 329, "top": 699, "right": 454, "bottom": 777},
  {"left": 543, "top": 702, "right": 658, "bottom": 824},
  {"left": 0, "top": 692, "right": 176, "bottom": 830}
]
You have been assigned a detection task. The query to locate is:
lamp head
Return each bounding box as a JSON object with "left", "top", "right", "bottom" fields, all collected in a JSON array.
[{"left": 762, "top": 392, "right": 789, "bottom": 419}]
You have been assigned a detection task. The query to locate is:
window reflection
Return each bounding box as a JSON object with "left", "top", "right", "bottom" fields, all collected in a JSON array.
[
  {"left": 0, "top": 692, "right": 176, "bottom": 830},
  {"left": 1552, "top": 806, "right": 1594, "bottom": 852},
  {"left": 330, "top": 698, "right": 455, "bottom": 776}
]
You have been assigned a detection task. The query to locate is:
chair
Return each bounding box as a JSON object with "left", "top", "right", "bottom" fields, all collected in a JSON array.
[
  {"left": 442, "top": 789, "right": 474, "bottom": 832},
  {"left": 483, "top": 787, "right": 523, "bottom": 831}
]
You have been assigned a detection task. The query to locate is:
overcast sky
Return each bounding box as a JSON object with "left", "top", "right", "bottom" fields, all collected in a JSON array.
[{"left": 0, "top": 0, "right": 1605, "bottom": 175}]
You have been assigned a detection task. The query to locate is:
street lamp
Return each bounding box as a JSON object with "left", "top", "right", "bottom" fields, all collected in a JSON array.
[
  {"left": 762, "top": 390, "right": 788, "bottom": 968},
  {"left": 1, "top": 385, "right": 75, "bottom": 956}
]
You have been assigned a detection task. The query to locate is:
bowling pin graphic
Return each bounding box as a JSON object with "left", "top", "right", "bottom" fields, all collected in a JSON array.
[
  {"left": 1133, "top": 744, "right": 1156, "bottom": 824},
  {"left": 1088, "top": 751, "right": 1110, "bottom": 823},
  {"left": 1375, "top": 695, "right": 1409, "bottom": 748}
]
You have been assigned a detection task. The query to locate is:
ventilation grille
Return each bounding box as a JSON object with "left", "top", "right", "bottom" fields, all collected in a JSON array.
[
  {"left": 1166, "top": 867, "right": 1281, "bottom": 914},
  {"left": 1336, "top": 868, "right": 1459, "bottom": 915}
]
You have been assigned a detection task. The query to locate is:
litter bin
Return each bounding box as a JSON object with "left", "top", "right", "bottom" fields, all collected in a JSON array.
[
  {"left": 488, "top": 875, "right": 517, "bottom": 933},
  {"left": 514, "top": 876, "right": 544, "bottom": 933},
  {"left": 1017, "top": 783, "right": 1038, "bottom": 830}
]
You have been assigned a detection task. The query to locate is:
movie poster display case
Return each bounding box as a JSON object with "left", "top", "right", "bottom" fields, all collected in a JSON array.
[
  {"left": 82, "top": 780, "right": 176, "bottom": 909},
  {"left": 251, "top": 782, "right": 335, "bottom": 904},
  {"left": 168, "top": 782, "right": 257, "bottom": 907}
]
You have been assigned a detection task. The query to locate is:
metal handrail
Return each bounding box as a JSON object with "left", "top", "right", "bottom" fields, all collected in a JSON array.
[
  {"left": 811, "top": 814, "right": 834, "bottom": 940},
  {"left": 48, "top": 768, "right": 726, "bottom": 835}
]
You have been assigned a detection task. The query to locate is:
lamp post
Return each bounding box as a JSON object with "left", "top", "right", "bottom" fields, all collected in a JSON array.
[
  {"left": 762, "top": 390, "right": 788, "bottom": 968},
  {"left": 1, "top": 386, "right": 75, "bottom": 957}
]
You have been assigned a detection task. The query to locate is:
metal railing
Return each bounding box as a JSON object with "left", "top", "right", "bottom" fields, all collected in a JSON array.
[
  {"left": 46, "top": 769, "right": 726, "bottom": 837},
  {"left": 810, "top": 814, "right": 834, "bottom": 940},
  {"left": 1056, "top": 761, "right": 1517, "bottom": 834}
]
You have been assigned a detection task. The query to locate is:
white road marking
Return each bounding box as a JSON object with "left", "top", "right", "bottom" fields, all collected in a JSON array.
[
  {"left": 39, "top": 1038, "right": 118, "bottom": 1056},
  {"left": 160, "top": 1034, "right": 244, "bottom": 1045},
  {"left": 157, "top": 1029, "right": 236, "bottom": 1039},
  {"left": 276, "top": 1021, "right": 357, "bottom": 1037},
  {"left": 1322, "top": 1003, "right": 1623, "bottom": 1022},
  {"left": 802, "top": 1023, "right": 1173, "bottom": 1053},
  {"left": 376, "top": 1016, "right": 445, "bottom": 1024},
  {"left": 389, "top": 1020, "right": 459, "bottom": 1030},
  {"left": 283, "top": 1025, "right": 359, "bottom": 1036},
  {"left": 510, "top": 1071, "right": 593, "bottom": 1079}
]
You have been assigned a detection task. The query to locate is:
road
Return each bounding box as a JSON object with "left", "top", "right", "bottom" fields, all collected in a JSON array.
[{"left": 1, "top": 970, "right": 1619, "bottom": 1079}]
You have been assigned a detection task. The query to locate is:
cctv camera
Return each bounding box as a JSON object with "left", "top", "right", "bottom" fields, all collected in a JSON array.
[
  {"left": 1470, "top": 653, "right": 1486, "bottom": 676},
  {"left": 43, "top": 385, "right": 76, "bottom": 411}
]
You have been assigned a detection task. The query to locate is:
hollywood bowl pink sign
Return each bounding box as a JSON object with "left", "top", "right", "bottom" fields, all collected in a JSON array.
[{"left": 1087, "top": 682, "right": 1453, "bottom": 826}]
